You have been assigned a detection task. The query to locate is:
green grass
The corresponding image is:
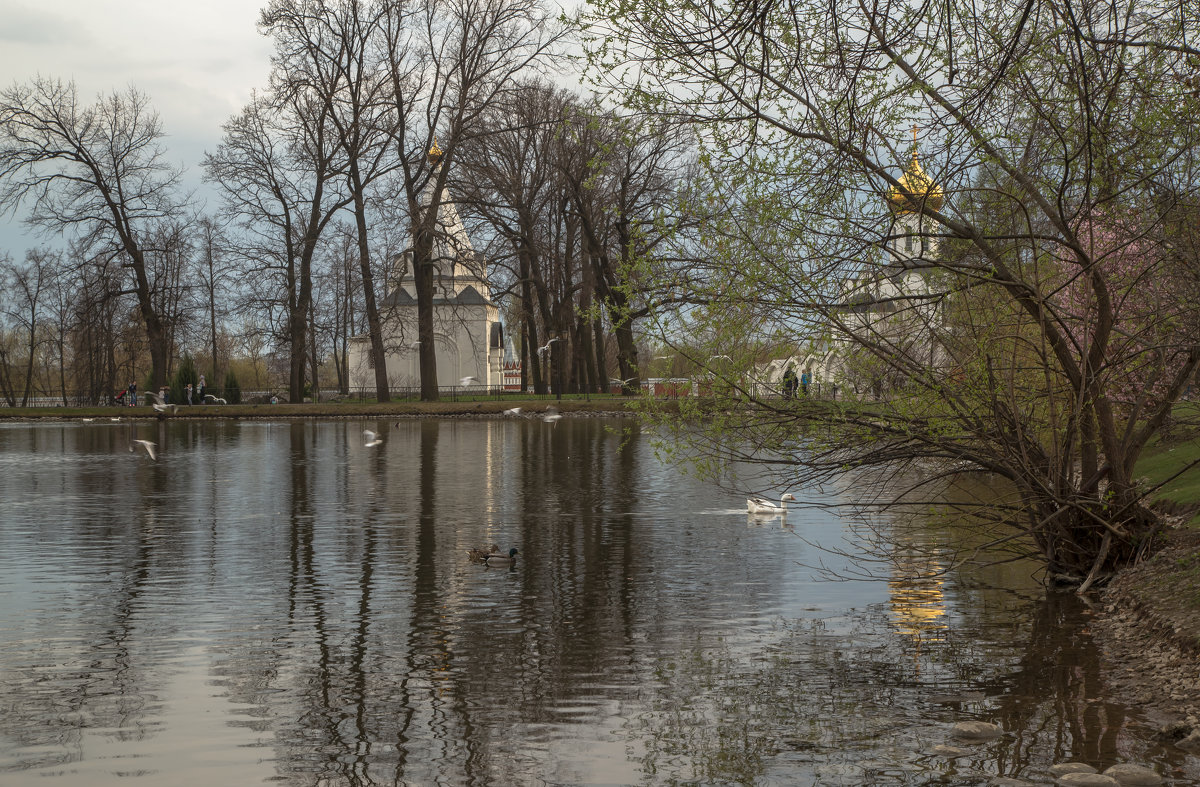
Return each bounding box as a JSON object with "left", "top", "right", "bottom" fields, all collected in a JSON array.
[
  {"left": 1135, "top": 402, "right": 1200, "bottom": 528},
  {"left": 0, "top": 396, "right": 657, "bottom": 420}
]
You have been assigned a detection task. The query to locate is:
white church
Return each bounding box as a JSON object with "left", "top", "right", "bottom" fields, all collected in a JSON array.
[
  {"left": 347, "top": 142, "right": 509, "bottom": 391},
  {"left": 757, "top": 143, "right": 946, "bottom": 397}
]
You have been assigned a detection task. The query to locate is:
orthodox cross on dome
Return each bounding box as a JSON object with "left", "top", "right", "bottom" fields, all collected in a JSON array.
[{"left": 885, "top": 124, "right": 943, "bottom": 213}]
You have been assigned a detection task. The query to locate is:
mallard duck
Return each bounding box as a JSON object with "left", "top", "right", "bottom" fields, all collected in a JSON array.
[
  {"left": 747, "top": 493, "right": 797, "bottom": 515},
  {"left": 482, "top": 547, "right": 519, "bottom": 565},
  {"left": 467, "top": 544, "right": 500, "bottom": 563}
]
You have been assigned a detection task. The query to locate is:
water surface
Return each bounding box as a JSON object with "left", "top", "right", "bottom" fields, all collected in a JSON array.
[{"left": 0, "top": 418, "right": 1195, "bottom": 785}]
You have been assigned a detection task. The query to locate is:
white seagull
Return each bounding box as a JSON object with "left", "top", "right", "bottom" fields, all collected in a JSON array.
[
  {"left": 203, "top": 394, "right": 227, "bottom": 404},
  {"left": 537, "top": 338, "right": 561, "bottom": 356},
  {"left": 503, "top": 407, "right": 521, "bottom": 416},
  {"left": 131, "top": 440, "right": 157, "bottom": 461},
  {"left": 363, "top": 430, "right": 383, "bottom": 447},
  {"left": 459, "top": 376, "right": 480, "bottom": 386},
  {"left": 543, "top": 407, "right": 562, "bottom": 424}
]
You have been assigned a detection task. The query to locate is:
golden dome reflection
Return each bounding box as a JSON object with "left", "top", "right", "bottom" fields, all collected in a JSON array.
[{"left": 886, "top": 148, "right": 944, "bottom": 213}]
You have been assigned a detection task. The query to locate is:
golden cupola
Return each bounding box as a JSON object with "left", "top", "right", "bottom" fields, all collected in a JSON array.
[
  {"left": 886, "top": 147, "right": 943, "bottom": 214},
  {"left": 427, "top": 138, "right": 444, "bottom": 166}
]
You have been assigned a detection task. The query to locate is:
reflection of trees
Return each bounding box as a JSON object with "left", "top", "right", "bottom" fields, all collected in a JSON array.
[
  {"left": 0, "top": 423, "right": 180, "bottom": 768},
  {"left": 24, "top": 420, "right": 1193, "bottom": 783},
  {"left": 992, "top": 593, "right": 1125, "bottom": 774}
]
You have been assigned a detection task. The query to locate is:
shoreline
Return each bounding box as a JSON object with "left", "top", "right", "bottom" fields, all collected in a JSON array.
[
  {"left": 0, "top": 399, "right": 657, "bottom": 420},
  {"left": 1090, "top": 525, "right": 1200, "bottom": 737}
]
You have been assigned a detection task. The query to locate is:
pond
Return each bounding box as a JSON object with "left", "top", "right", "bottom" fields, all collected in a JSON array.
[{"left": 0, "top": 417, "right": 1195, "bottom": 786}]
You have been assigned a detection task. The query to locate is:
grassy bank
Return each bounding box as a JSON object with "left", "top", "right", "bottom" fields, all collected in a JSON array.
[
  {"left": 0, "top": 396, "right": 663, "bottom": 420},
  {"left": 1135, "top": 401, "right": 1200, "bottom": 527}
]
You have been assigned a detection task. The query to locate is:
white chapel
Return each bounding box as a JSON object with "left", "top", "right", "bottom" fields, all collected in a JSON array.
[
  {"left": 347, "top": 143, "right": 508, "bottom": 391},
  {"left": 761, "top": 143, "right": 946, "bottom": 397}
]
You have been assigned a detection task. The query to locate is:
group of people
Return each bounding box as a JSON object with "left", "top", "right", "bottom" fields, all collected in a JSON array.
[
  {"left": 115, "top": 374, "right": 207, "bottom": 406},
  {"left": 781, "top": 366, "right": 811, "bottom": 399}
]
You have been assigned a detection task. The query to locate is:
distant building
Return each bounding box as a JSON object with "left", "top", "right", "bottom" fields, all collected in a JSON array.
[
  {"left": 348, "top": 142, "right": 511, "bottom": 391},
  {"left": 760, "top": 142, "right": 946, "bottom": 397}
]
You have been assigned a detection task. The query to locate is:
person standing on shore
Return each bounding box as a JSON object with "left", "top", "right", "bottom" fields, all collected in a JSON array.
[{"left": 129, "top": 380, "right": 137, "bottom": 407}]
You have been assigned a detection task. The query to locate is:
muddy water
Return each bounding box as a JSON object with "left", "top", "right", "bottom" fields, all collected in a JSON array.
[{"left": 0, "top": 418, "right": 1195, "bottom": 785}]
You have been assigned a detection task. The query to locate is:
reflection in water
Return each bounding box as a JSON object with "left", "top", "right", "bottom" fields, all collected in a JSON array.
[
  {"left": 0, "top": 419, "right": 1196, "bottom": 785},
  {"left": 888, "top": 551, "right": 948, "bottom": 647}
]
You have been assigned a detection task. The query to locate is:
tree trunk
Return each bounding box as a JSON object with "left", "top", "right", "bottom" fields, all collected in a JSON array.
[
  {"left": 351, "top": 161, "right": 391, "bottom": 402},
  {"left": 413, "top": 223, "right": 439, "bottom": 401}
]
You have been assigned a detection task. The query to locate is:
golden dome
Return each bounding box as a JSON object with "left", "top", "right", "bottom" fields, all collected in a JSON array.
[
  {"left": 427, "top": 138, "right": 444, "bottom": 165},
  {"left": 886, "top": 149, "right": 943, "bottom": 213}
]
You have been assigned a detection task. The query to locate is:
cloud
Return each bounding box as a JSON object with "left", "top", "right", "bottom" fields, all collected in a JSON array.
[{"left": 0, "top": 4, "right": 89, "bottom": 45}]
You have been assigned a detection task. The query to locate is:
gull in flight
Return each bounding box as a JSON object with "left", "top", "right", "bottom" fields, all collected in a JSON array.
[
  {"left": 543, "top": 406, "right": 562, "bottom": 424},
  {"left": 537, "top": 338, "right": 561, "bottom": 356},
  {"left": 363, "top": 430, "right": 383, "bottom": 447},
  {"left": 145, "top": 391, "right": 178, "bottom": 413},
  {"left": 459, "top": 376, "right": 480, "bottom": 386},
  {"left": 110, "top": 416, "right": 121, "bottom": 422},
  {"left": 203, "top": 394, "right": 227, "bottom": 404},
  {"left": 82, "top": 418, "right": 95, "bottom": 422},
  {"left": 131, "top": 440, "right": 157, "bottom": 460},
  {"left": 503, "top": 407, "right": 521, "bottom": 416}
]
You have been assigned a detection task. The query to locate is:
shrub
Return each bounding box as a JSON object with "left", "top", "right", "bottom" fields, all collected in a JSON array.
[
  {"left": 224, "top": 369, "right": 242, "bottom": 405},
  {"left": 172, "top": 355, "right": 199, "bottom": 404}
]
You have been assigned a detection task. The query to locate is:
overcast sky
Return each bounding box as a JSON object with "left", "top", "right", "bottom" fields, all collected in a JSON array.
[{"left": 0, "top": 1, "right": 276, "bottom": 254}]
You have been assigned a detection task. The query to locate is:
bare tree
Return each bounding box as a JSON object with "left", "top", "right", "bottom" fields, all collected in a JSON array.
[
  {"left": 0, "top": 249, "right": 56, "bottom": 405},
  {"left": 0, "top": 79, "right": 188, "bottom": 389},
  {"left": 260, "top": 0, "right": 401, "bottom": 402},
  {"left": 380, "top": 0, "right": 565, "bottom": 400},
  {"left": 457, "top": 84, "right": 698, "bottom": 395},
  {"left": 194, "top": 216, "right": 235, "bottom": 386},
  {"left": 205, "top": 89, "right": 349, "bottom": 401}
]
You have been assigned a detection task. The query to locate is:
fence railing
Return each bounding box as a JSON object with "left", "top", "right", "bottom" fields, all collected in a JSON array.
[{"left": 1, "top": 379, "right": 848, "bottom": 407}]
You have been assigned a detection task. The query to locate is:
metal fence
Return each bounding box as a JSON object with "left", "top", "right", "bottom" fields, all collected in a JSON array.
[{"left": 0, "top": 379, "right": 842, "bottom": 408}]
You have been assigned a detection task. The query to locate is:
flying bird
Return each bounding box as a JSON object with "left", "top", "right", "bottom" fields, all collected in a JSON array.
[
  {"left": 363, "top": 430, "right": 383, "bottom": 447},
  {"left": 503, "top": 407, "right": 521, "bottom": 416},
  {"left": 131, "top": 440, "right": 157, "bottom": 460},
  {"left": 203, "top": 394, "right": 227, "bottom": 405},
  {"left": 536, "top": 338, "right": 561, "bottom": 356},
  {"left": 543, "top": 406, "right": 562, "bottom": 424},
  {"left": 459, "top": 376, "right": 480, "bottom": 386}
]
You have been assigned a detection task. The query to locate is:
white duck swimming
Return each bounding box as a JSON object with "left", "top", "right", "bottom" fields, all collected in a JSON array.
[{"left": 747, "top": 493, "right": 797, "bottom": 515}]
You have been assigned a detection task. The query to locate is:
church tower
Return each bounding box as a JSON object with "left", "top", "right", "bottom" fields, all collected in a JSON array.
[
  {"left": 884, "top": 133, "right": 943, "bottom": 270},
  {"left": 347, "top": 139, "right": 508, "bottom": 392},
  {"left": 389, "top": 139, "right": 492, "bottom": 302}
]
